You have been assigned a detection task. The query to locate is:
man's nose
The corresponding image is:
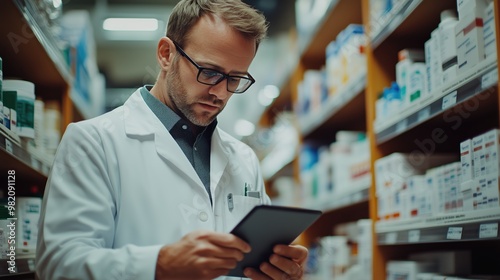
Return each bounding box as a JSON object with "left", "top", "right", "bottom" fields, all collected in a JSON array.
[{"left": 208, "top": 79, "right": 232, "bottom": 100}]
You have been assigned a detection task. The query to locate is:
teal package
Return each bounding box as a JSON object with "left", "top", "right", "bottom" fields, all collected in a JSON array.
[{"left": 16, "top": 95, "right": 35, "bottom": 137}]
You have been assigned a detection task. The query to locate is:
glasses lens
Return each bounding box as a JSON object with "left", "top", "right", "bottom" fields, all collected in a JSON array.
[
  {"left": 197, "top": 68, "right": 253, "bottom": 93},
  {"left": 229, "top": 77, "right": 252, "bottom": 93},
  {"left": 198, "top": 69, "right": 224, "bottom": 84}
]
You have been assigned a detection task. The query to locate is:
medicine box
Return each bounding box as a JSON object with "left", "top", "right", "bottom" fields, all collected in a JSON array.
[
  {"left": 460, "top": 139, "right": 474, "bottom": 182},
  {"left": 483, "top": 1, "right": 497, "bottom": 57},
  {"left": 472, "top": 135, "right": 486, "bottom": 178},
  {"left": 455, "top": 5, "right": 486, "bottom": 76},
  {"left": 482, "top": 129, "right": 500, "bottom": 176}
]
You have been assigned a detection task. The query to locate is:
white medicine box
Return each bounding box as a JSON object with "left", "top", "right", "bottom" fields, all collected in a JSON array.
[{"left": 455, "top": 7, "right": 486, "bottom": 76}]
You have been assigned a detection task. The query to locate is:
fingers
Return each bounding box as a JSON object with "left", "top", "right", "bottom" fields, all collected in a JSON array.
[
  {"left": 244, "top": 259, "right": 302, "bottom": 280},
  {"left": 273, "top": 245, "right": 308, "bottom": 264},
  {"left": 203, "top": 231, "right": 251, "bottom": 253},
  {"left": 243, "top": 245, "right": 307, "bottom": 280},
  {"left": 193, "top": 238, "right": 246, "bottom": 261},
  {"left": 268, "top": 254, "right": 302, "bottom": 278}
]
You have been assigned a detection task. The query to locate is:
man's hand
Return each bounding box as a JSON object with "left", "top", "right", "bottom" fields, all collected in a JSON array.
[
  {"left": 243, "top": 244, "right": 308, "bottom": 280},
  {"left": 155, "top": 230, "right": 251, "bottom": 280}
]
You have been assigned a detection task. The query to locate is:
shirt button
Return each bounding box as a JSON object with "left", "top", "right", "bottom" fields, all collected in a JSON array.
[
  {"left": 198, "top": 211, "right": 208, "bottom": 222},
  {"left": 182, "top": 125, "right": 188, "bottom": 130}
]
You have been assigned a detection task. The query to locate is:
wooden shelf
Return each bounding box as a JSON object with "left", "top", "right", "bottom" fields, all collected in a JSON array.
[
  {"left": 0, "top": 256, "right": 35, "bottom": 278},
  {"left": 374, "top": 55, "right": 498, "bottom": 144},
  {"left": 0, "top": 135, "right": 49, "bottom": 182},
  {"left": 300, "top": 0, "right": 363, "bottom": 69},
  {"left": 273, "top": 0, "right": 500, "bottom": 278},
  {"left": 299, "top": 72, "right": 367, "bottom": 142},
  {"left": 376, "top": 208, "right": 500, "bottom": 244},
  {"left": 0, "top": 1, "right": 71, "bottom": 87},
  {"left": 370, "top": 0, "right": 457, "bottom": 50}
]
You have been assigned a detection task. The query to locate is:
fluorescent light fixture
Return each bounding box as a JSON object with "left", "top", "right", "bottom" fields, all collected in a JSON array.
[
  {"left": 103, "top": 18, "right": 159, "bottom": 31},
  {"left": 258, "top": 85, "right": 280, "bottom": 106},
  {"left": 234, "top": 119, "right": 255, "bottom": 137},
  {"left": 263, "top": 85, "right": 280, "bottom": 99}
]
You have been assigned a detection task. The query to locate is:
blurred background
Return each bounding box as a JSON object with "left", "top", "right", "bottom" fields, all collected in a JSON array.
[{"left": 61, "top": 0, "right": 297, "bottom": 138}]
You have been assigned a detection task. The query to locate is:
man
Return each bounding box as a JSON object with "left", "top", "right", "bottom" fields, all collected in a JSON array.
[{"left": 36, "top": 0, "right": 308, "bottom": 279}]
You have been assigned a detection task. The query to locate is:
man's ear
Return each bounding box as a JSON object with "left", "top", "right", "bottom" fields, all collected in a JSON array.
[{"left": 157, "top": 37, "right": 175, "bottom": 71}]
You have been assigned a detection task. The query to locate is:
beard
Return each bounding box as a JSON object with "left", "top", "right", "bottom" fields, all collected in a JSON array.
[{"left": 165, "top": 61, "right": 224, "bottom": 127}]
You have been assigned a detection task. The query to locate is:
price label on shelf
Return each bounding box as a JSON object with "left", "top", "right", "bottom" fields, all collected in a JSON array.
[
  {"left": 5, "top": 138, "right": 13, "bottom": 154},
  {"left": 482, "top": 68, "right": 498, "bottom": 89},
  {"left": 396, "top": 119, "right": 407, "bottom": 133},
  {"left": 417, "top": 107, "right": 431, "bottom": 122},
  {"left": 442, "top": 91, "right": 457, "bottom": 110},
  {"left": 408, "top": 229, "right": 420, "bottom": 243},
  {"left": 385, "top": 232, "right": 398, "bottom": 244},
  {"left": 446, "top": 227, "right": 463, "bottom": 240},
  {"left": 479, "top": 223, "right": 498, "bottom": 239}
]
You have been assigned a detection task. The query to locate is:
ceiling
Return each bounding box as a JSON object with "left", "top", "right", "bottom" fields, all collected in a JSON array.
[
  {"left": 61, "top": 0, "right": 297, "bottom": 138},
  {"left": 62, "top": 0, "right": 295, "bottom": 87}
]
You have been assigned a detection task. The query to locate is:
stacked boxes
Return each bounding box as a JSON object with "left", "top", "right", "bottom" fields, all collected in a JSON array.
[
  {"left": 375, "top": 153, "right": 456, "bottom": 220},
  {"left": 460, "top": 129, "right": 500, "bottom": 210}
]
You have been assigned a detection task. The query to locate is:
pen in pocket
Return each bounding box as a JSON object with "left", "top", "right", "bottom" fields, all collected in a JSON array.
[{"left": 227, "top": 193, "right": 234, "bottom": 212}]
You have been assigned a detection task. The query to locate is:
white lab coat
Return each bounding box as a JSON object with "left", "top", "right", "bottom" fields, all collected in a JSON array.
[{"left": 36, "top": 88, "right": 270, "bottom": 280}]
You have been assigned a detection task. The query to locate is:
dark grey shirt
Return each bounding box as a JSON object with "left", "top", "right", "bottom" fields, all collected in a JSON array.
[{"left": 140, "top": 86, "right": 216, "bottom": 203}]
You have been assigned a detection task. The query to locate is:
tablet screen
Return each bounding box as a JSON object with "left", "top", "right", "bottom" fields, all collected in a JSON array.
[{"left": 227, "top": 205, "right": 322, "bottom": 277}]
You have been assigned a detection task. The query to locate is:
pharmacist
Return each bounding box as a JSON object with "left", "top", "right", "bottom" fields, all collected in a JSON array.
[{"left": 36, "top": 0, "right": 307, "bottom": 279}]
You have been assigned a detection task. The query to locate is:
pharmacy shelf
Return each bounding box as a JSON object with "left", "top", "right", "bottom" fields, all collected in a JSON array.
[
  {"left": 376, "top": 208, "right": 500, "bottom": 245},
  {"left": 296, "top": 0, "right": 337, "bottom": 56},
  {"left": 1, "top": 1, "right": 94, "bottom": 121},
  {"left": 0, "top": 256, "right": 35, "bottom": 277},
  {"left": 261, "top": 138, "right": 299, "bottom": 181},
  {"left": 374, "top": 55, "right": 498, "bottom": 144},
  {"left": 369, "top": 0, "right": 457, "bottom": 50},
  {"left": 299, "top": 0, "right": 362, "bottom": 66},
  {"left": 303, "top": 185, "right": 370, "bottom": 212},
  {"left": 1, "top": 0, "right": 72, "bottom": 86},
  {"left": 370, "top": 0, "right": 420, "bottom": 48},
  {"left": 0, "top": 131, "right": 50, "bottom": 182},
  {"left": 298, "top": 72, "right": 367, "bottom": 136}
]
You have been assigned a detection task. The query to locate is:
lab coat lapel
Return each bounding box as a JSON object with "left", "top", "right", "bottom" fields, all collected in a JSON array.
[
  {"left": 210, "top": 128, "right": 230, "bottom": 194},
  {"left": 123, "top": 89, "right": 205, "bottom": 189}
]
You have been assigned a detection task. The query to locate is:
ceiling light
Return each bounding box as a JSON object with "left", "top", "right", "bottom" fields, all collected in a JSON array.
[
  {"left": 258, "top": 85, "right": 280, "bottom": 106},
  {"left": 103, "top": 18, "right": 159, "bottom": 31},
  {"left": 234, "top": 119, "right": 255, "bottom": 137}
]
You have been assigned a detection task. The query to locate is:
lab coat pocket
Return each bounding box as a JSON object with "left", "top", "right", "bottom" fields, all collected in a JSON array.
[{"left": 225, "top": 194, "right": 260, "bottom": 232}]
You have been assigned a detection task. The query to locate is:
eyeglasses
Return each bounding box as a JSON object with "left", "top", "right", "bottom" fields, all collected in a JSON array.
[{"left": 172, "top": 40, "right": 255, "bottom": 94}]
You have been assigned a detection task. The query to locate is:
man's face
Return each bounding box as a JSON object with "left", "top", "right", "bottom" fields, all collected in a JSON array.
[{"left": 165, "top": 14, "right": 256, "bottom": 127}]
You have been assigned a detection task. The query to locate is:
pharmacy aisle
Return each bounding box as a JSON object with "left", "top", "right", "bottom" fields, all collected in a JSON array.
[
  {"left": 256, "top": 0, "right": 500, "bottom": 279},
  {"left": 0, "top": 0, "right": 104, "bottom": 277}
]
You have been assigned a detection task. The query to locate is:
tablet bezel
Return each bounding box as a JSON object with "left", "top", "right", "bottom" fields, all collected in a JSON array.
[{"left": 227, "top": 205, "right": 322, "bottom": 277}]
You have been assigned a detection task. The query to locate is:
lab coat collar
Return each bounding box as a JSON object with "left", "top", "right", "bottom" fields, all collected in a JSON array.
[
  {"left": 123, "top": 88, "right": 158, "bottom": 136},
  {"left": 122, "top": 88, "right": 232, "bottom": 201},
  {"left": 123, "top": 89, "right": 206, "bottom": 192}
]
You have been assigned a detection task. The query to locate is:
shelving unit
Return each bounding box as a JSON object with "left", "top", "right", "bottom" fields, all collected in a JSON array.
[
  {"left": 0, "top": 1, "right": 89, "bottom": 278},
  {"left": 364, "top": 0, "right": 500, "bottom": 278},
  {"left": 260, "top": 0, "right": 369, "bottom": 254},
  {"left": 261, "top": 0, "right": 500, "bottom": 278}
]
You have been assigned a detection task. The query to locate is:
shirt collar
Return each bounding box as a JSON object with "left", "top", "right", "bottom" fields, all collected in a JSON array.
[{"left": 140, "top": 85, "right": 218, "bottom": 136}]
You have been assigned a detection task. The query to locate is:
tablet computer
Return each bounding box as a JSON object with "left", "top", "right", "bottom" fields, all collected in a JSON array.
[{"left": 227, "top": 205, "right": 322, "bottom": 277}]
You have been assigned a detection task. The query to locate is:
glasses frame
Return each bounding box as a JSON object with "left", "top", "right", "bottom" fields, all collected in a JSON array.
[{"left": 171, "top": 40, "right": 255, "bottom": 94}]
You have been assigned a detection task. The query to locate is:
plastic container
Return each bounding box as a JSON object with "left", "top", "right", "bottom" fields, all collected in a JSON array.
[
  {"left": 438, "top": 10, "right": 459, "bottom": 85},
  {"left": 2, "top": 90, "right": 17, "bottom": 131},
  {"left": 3, "top": 80, "right": 35, "bottom": 138}
]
